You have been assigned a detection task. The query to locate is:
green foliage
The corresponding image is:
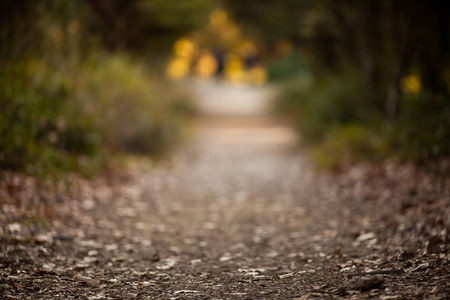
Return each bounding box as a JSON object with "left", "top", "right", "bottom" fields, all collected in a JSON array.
[
  {"left": 227, "top": 0, "right": 450, "bottom": 166},
  {"left": 389, "top": 91, "right": 450, "bottom": 161},
  {"left": 225, "top": 0, "right": 312, "bottom": 41},
  {"left": 0, "top": 61, "right": 100, "bottom": 175},
  {"left": 88, "top": 0, "right": 216, "bottom": 53},
  {"left": 276, "top": 65, "right": 386, "bottom": 168},
  {"left": 78, "top": 53, "right": 192, "bottom": 155},
  {"left": 267, "top": 54, "right": 308, "bottom": 82},
  {"left": 0, "top": 0, "right": 197, "bottom": 176},
  {"left": 0, "top": 54, "right": 192, "bottom": 175},
  {"left": 277, "top": 67, "right": 450, "bottom": 167},
  {"left": 277, "top": 66, "right": 366, "bottom": 144},
  {"left": 313, "top": 124, "right": 388, "bottom": 169}
]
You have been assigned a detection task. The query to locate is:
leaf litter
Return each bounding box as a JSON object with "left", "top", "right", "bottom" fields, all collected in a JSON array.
[{"left": 1, "top": 121, "right": 450, "bottom": 299}]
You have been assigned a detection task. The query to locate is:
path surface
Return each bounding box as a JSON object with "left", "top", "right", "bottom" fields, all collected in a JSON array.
[{"left": 1, "top": 81, "right": 449, "bottom": 299}]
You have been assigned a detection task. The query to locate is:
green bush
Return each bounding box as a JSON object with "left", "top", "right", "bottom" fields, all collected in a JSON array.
[
  {"left": 267, "top": 53, "right": 308, "bottom": 82},
  {"left": 277, "top": 67, "right": 366, "bottom": 144},
  {"left": 276, "top": 64, "right": 450, "bottom": 167},
  {"left": 390, "top": 91, "right": 450, "bottom": 161},
  {"left": 0, "top": 0, "right": 195, "bottom": 177},
  {"left": 78, "top": 53, "right": 192, "bottom": 155},
  {"left": 0, "top": 54, "right": 192, "bottom": 175},
  {"left": 313, "top": 124, "right": 388, "bottom": 169},
  {"left": 0, "top": 61, "right": 100, "bottom": 175}
]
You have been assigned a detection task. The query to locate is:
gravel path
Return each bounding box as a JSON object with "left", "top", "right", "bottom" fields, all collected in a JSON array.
[{"left": 1, "top": 81, "right": 449, "bottom": 299}]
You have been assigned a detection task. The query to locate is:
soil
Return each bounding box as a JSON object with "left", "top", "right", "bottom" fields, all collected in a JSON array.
[{"left": 1, "top": 81, "right": 449, "bottom": 299}]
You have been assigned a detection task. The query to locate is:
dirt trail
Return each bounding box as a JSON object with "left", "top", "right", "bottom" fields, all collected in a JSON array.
[{"left": 1, "top": 81, "right": 449, "bottom": 299}]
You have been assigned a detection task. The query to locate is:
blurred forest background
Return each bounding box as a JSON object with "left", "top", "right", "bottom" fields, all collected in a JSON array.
[
  {"left": 230, "top": 0, "right": 450, "bottom": 169},
  {"left": 2, "top": 0, "right": 450, "bottom": 176},
  {"left": 1, "top": 0, "right": 211, "bottom": 176}
]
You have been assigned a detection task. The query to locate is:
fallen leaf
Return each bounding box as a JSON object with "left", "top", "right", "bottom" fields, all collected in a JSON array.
[
  {"left": 279, "top": 272, "right": 294, "bottom": 279},
  {"left": 313, "top": 284, "right": 327, "bottom": 290},
  {"left": 333, "top": 248, "right": 342, "bottom": 256},
  {"left": 410, "top": 262, "right": 429, "bottom": 272},
  {"left": 266, "top": 251, "right": 279, "bottom": 258},
  {"left": 380, "top": 296, "right": 400, "bottom": 300},
  {"left": 8, "top": 223, "right": 22, "bottom": 233},
  {"left": 342, "top": 275, "right": 384, "bottom": 291},
  {"left": 34, "top": 233, "right": 53, "bottom": 244},
  {"left": 82, "top": 256, "right": 98, "bottom": 264},
  {"left": 77, "top": 275, "right": 99, "bottom": 287},
  {"left": 105, "top": 244, "right": 118, "bottom": 251},
  {"left": 174, "top": 290, "right": 200, "bottom": 294},
  {"left": 356, "top": 232, "right": 376, "bottom": 242},
  {"left": 219, "top": 255, "right": 233, "bottom": 262},
  {"left": 190, "top": 259, "right": 202, "bottom": 264},
  {"left": 430, "top": 284, "right": 444, "bottom": 294},
  {"left": 427, "top": 236, "right": 443, "bottom": 254},
  {"left": 156, "top": 257, "right": 177, "bottom": 270}
]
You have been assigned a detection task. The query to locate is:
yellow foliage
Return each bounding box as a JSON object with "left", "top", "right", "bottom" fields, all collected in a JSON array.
[
  {"left": 220, "top": 23, "right": 240, "bottom": 45},
  {"left": 224, "top": 54, "right": 243, "bottom": 82},
  {"left": 227, "top": 69, "right": 248, "bottom": 84},
  {"left": 166, "top": 8, "right": 264, "bottom": 86},
  {"left": 166, "top": 57, "right": 190, "bottom": 80},
  {"left": 400, "top": 74, "right": 421, "bottom": 95},
  {"left": 174, "top": 38, "right": 196, "bottom": 59},
  {"left": 209, "top": 9, "right": 228, "bottom": 27},
  {"left": 225, "top": 53, "right": 242, "bottom": 70},
  {"left": 239, "top": 40, "right": 257, "bottom": 57},
  {"left": 195, "top": 52, "right": 217, "bottom": 78},
  {"left": 249, "top": 66, "right": 267, "bottom": 85}
]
